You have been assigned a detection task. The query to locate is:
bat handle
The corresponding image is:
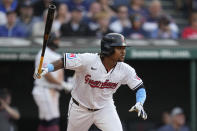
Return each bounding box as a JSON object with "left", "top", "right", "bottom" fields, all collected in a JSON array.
[{"left": 37, "top": 56, "right": 44, "bottom": 78}]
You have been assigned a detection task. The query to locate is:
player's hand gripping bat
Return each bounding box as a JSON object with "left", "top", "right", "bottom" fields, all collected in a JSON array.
[{"left": 36, "top": 4, "right": 56, "bottom": 79}]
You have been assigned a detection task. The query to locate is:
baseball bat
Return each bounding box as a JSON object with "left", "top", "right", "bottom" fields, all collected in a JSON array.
[{"left": 37, "top": 4, "right": 56, "bottom": 78}]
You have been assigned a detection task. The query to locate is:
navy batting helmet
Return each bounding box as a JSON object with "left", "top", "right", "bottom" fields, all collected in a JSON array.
[{"left": 101, "top": 33, "right": 127, "bottom": 56}]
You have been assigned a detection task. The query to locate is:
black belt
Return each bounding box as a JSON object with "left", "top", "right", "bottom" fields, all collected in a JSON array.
[{"left": 72, "top": 98, "right": 100, "bottom": 112}]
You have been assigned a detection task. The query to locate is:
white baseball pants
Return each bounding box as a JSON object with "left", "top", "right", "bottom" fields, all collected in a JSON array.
[
  {"left": 67, "top": 99, "right": 123, "bottom": 131},
  {"left": 32, "top": 86, "right": 60, "bottom": 120}
]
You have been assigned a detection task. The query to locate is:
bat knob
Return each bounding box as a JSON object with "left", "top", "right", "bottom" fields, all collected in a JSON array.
[
  {"left": 33, "top": 72, "right": 41, "bottom": 79},
  {"left": 49, "top": 4, "right": 56, "bottom": 10}
]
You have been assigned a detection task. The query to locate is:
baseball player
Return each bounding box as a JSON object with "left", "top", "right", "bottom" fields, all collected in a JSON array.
[
  {"left": 32, "top": 33, "right": 72, "bottom": 131},
  {"left": 34, "top": 33, "right": 147, "bottom": 131}
]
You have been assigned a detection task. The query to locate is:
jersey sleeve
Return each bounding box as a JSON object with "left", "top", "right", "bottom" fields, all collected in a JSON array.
[
  {"left": 63, "top": 53, "right": 85, "bottom": 71},
  {"left": 122, "top": 64, "right": 143, "bottom": 90}
]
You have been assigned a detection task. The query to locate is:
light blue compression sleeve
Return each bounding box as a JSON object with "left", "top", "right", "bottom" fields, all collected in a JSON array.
[
  {"left": 47, "top": 64, "right": 54, "bottom": 72},
  {"left": 136, "top": 88, "right": 146, "bottom": 105}
]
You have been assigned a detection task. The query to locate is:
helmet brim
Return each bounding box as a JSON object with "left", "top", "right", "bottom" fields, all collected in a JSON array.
[{"left": 110, "top": 42, "right": 127, "bottom": 47}]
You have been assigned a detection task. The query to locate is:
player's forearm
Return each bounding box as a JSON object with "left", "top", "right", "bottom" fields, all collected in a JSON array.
[
  {"left": 51, "top": 59, "right": 64, "bottom": 71},
  {"left": 47, "top": 59, "right": 64, "bottom": 72},
  {"left": 136, "top": 85, "right": 146, "bottom": 105}
]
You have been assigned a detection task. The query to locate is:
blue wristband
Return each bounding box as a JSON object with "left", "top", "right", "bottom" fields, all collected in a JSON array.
[
  {"left": 136, "top": 88, "right": 146, "bottom": 104},
  {"left": 47, "top": 64, "right": 54, "bottom": 72}
]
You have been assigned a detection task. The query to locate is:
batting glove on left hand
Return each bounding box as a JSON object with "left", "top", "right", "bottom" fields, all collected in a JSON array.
[
  {"left": 129, "top": 102, "right": 147, "bottom": 120},
  {"left": 33, "top": 68, "right": 48, "bottom": 79}
]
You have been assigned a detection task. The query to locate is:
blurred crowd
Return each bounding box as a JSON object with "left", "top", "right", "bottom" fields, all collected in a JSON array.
[
  {"left": 0, "top": 88, "right": 20, "bottom": 131},
  {"left": 0, "top": 0, "right": 196, "bottom": 39},
  {"left": 157, "top": 107, "right": 189, "bottom": 131}
]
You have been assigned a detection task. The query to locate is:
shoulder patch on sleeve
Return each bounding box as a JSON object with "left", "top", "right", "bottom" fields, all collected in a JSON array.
[{"left": 67, "top": 53, "right": 77, "bottom": 59}]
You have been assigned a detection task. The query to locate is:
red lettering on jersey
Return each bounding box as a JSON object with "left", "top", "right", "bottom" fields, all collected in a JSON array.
[{"left": 85, "top": 74, "right": 118, "bottom": 89}]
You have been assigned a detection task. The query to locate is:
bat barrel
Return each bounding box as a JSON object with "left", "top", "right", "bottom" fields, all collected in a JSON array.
[{"left": 41, "top": 3, "right": 56, "bottom": 57}]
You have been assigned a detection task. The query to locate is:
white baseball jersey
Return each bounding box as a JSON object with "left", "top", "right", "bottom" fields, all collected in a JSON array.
[
  {"left": 32, "top": 47, "right": 62, "bottom": 120},
  {"left": 64, "top": 53, "right": 143, "bottom": 109}
]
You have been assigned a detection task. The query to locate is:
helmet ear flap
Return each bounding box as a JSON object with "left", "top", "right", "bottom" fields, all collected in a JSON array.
[{"left": 101, "top": 39, "right": 114, "bottom": 56}]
